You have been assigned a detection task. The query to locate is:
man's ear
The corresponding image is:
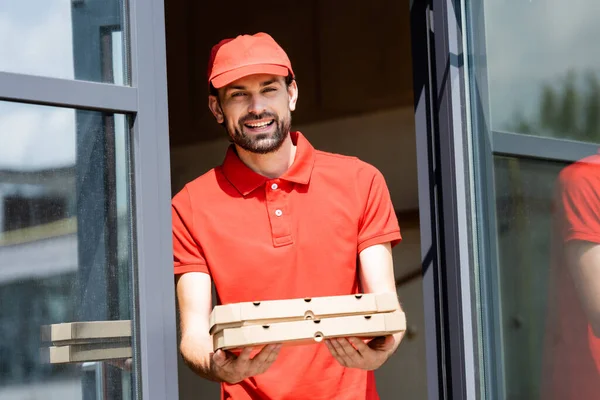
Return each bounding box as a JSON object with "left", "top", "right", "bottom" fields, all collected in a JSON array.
[
  {"left": 208, "top": 95, "right": 224, "bottom": 124},
  {"left": 288, "top": 80, "right": 298, "bottom": 112}
]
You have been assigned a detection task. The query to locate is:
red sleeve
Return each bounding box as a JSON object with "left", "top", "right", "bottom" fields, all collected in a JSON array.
[
  {"left": 172, "top": 186, "right": 210, "bottom": 276},
  {"left": 356, "top": 162, "right": 402, "bottom": 253},
  {"left": 558, "top": 161, "right": 600, "bottom": 244}
]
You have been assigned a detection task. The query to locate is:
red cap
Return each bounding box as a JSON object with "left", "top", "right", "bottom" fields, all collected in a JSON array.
[{"left": 207, "top": 32, "right": 294, "bottom": 89}]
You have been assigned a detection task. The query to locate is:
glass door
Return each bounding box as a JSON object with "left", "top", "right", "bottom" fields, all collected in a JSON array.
[
  {"left": 462, "top": 0, "right": 600, "bottom": 398},
  {"left": 0, "top": 0, "right": 177, "bottom": 399},
  {"left": 0, "top": 103, "right": 135, "bottom": 400},
  {"left": 410, "top": 0, "right": 600, "bottom": 398}
]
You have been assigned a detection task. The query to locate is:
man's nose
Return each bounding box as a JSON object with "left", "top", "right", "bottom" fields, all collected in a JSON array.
[{"left": 247, "top": 94, "right": 267, "bottom": 115}]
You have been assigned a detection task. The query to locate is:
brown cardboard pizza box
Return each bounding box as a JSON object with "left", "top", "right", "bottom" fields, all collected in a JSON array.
[
  {"left": 209, "top": 292, "right": 398, "bottom": 334},
  {"left": 40, "top": 320, "right": 133, "bottom": 364},
  {"left": 213, "top": 309, "right": 406, "bottom": 351},
  {"left": 41, "top": 320, "right": 131, "bottom": 345},
  {"left": 40, "top": 342, "right": 132, "bottom": 364}
]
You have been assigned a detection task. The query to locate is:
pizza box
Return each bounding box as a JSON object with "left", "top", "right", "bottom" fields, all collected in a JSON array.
[
  {"left": 213, "top": 309, "right": 405, "bottom": 351},
  {"left": 40, "top": 341, "right": 131, "bottom": 364},
  {"left": 41, "top": 320, "right": 131, "bottom": 345},
  {"left": 210, "top": 292, "right": 398, "bottom": 334}
]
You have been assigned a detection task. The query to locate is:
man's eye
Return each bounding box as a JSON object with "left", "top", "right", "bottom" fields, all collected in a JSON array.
[
  {"left": 231, "top": 92, "right": 245, "bottom": 97},
  {"left": 263, "top": 87, "right": 277, "bottom": 93}
]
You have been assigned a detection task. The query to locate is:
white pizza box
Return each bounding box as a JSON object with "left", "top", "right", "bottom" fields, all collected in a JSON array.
[
  {"left": 40, "top": 342, "right": 132, "bottom": 364},
  {"left": 210, "top": 292, "right": 398, "bottom": 334},
  {"left": 213, "top": 309, "right": 406, "bottom": 351},
  {"left": 41, "top": 320, "right": 131, "bottom": 345}
]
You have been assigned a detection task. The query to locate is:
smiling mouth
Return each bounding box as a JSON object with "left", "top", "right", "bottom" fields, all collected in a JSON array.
[{"left": 244, "top": 120, "right": 275, "bottom": 129}]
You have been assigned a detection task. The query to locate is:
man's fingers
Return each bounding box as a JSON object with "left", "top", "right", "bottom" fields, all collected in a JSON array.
[
  {"left": 348, "top": 337, "right": 371, "bottom": 355},
  {"left": 250, "top": 344, "right": 278, "bottom": 364},
  {"left": 250, "top": 344, "right": 282, "bottom": 375},
  {"left": 212, "top": 349, "right": 228, "bottom": 367},
  {"left": 328, "top": 338, "right": 346, "bottom": 356},
  {"left": 237, "top": 347, "right": 254, "bottom": 363},
  {"left": 264, "top": 344, "right": 282, "bottom": 365},
  {"left": 335, "top": 338, "right": 363, "bottom": 364},
  {"left": 326, "top": 339, "right": 348, "bottom": 367}
]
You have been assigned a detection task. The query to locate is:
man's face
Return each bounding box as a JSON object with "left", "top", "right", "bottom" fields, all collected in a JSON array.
[{"left": 208, "top": 73, "right": 298, "bottom": 154}]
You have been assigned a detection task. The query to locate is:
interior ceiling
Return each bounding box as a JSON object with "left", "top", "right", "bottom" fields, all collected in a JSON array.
[{"left": 164, "top": 0, "right": 413, "bottom": 147}]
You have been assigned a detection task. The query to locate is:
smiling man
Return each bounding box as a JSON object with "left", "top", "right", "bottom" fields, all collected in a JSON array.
[{"left": 172, "top": 32, "right": 405, "bottom": 400}]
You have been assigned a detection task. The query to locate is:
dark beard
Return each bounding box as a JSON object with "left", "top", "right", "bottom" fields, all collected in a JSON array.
[{"left": 226, "top": 112, "right": 291, "bottom": 154}]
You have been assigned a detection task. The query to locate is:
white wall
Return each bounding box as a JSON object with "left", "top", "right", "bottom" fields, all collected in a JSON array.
[
  {"left": 379, "top": 226, "right": 427, "bottom": 400},
  {"left": 170, "top": 106, "right": 427, "bottom": 399}
]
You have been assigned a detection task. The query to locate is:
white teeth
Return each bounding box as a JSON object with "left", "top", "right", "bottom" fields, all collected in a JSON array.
[{"left": 247, "top": 121, "right": 271, "bottom": 128}]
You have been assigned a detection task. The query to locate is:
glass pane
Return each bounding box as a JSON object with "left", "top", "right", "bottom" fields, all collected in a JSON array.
[
  {"left": 483, "top": 0, "right": 600, "bottom": 143},
  {"left": 0, "top": 101, "right": 137, "bottom": 399},
  {"left": 465, "top": 0, "right": 600, "bottom": 398},
  {"left": 491, "top": 154, "right": 600, "bottom": 400},
  {"left": 0, "top": 1, "right": 129, "bottom": 85},
  {"left": 492, "top": 156, "right": 565, "bottom": 399}
]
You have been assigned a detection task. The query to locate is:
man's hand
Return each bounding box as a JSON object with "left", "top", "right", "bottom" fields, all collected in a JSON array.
[
  {"left": 325, "top": 335, "right": 396, "bottom": 370},
  {"left": 177, "top": 273, "right": 283, "bottom": 383},
  {"left": 210, "top": 344, "right": 282, "bottom": 384}
]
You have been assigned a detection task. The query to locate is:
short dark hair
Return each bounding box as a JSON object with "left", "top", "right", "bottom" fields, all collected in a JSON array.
[{"left": 209, "top": 73, "right": 295, "bottom": 97}]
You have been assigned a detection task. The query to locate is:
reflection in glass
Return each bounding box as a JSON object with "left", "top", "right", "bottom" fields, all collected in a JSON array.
[
  {"left": 491, "top": 154, "right": 600, "bottom": 400},
  {"left": 466, "top": 0, "right": 600, "bottom": 397},
  {"left": 484, "top": 0, "right": 600, "bottom": 143},
  {"left": 0, "top": 101, "right": 135, "bottom": 399},
  {"left": 0, "top": 0, "right": 128, "bottom": 84},
  {"left": 542, "top": 152, "right": 600, "bottom": 400}
]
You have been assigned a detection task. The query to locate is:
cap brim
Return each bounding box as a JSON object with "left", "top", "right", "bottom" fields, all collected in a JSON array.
[{"left": 210, "top": 64, "right": 290, "bottom": 89}]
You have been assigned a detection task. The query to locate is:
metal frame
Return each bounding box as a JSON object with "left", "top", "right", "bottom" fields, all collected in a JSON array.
[
  {"left": 410, "top": 0, "right": 479, "bottom": 398},
  {"left": 493, "top": 131, "right": 599, "bottom": 162},
  {"left": 0, "top": 0, "right": 178, "bottom": 398},
  {"left": 0, "top": 72, "right": 137, "bottom": 112},
  {"left": 410, "top": 1, "right": 443, "bottom": 397},
  {"left": 463, "top": 0, "right": 506, "bottom": 398},
  {"left": 128, "top": 0, "right": 179, "bottom": 398}
]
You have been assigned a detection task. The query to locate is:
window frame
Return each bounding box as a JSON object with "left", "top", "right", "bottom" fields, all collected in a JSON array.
[
  {"left": 0, "top": 0, "right": 178, "bottom": 398},
  {"left": 410, "top": 0, "right": 480, "bottom": 398},
  {"left": 411, "top": 0, "right": 600, "bottom": 399}
]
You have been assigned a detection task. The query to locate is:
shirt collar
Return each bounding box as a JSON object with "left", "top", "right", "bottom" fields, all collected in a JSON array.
[{"left": 221, "top": 131, "right": 316, "bottom": 197}]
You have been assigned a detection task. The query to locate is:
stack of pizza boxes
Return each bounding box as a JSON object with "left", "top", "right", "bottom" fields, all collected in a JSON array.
[
  {"left": 40, "top": 320, "right": 131, "bottom": 364},
  {"left": 210, "top": 292, "right": 406, "bottom": 351}
]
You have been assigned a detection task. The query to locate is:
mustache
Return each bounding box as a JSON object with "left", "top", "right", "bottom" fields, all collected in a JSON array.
[{"left": 239, "top": 113, "right": 278, "bottom": 125}]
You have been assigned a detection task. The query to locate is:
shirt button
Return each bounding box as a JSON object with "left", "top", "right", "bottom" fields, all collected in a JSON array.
[
  {"left": 275, "top": 209, "right": 283, "bottom": 217},
  {"left": 271, "top": 183, "right": 278, "bottom": 190}
]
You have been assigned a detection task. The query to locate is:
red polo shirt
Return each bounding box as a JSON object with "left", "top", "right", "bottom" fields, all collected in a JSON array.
[{"left": 172, "top": 131, "right": 402, "bottom": 400}]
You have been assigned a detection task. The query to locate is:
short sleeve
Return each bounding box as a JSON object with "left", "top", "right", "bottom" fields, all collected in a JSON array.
[
  {"left": 357, "top": 163, "right": 402, "bottom": 253},
  {"left": 172, "top": 187, "right": 210, "bottom": 275},
  {"left": 557, "top": 162, "right": 600, "bottom": 244}
]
